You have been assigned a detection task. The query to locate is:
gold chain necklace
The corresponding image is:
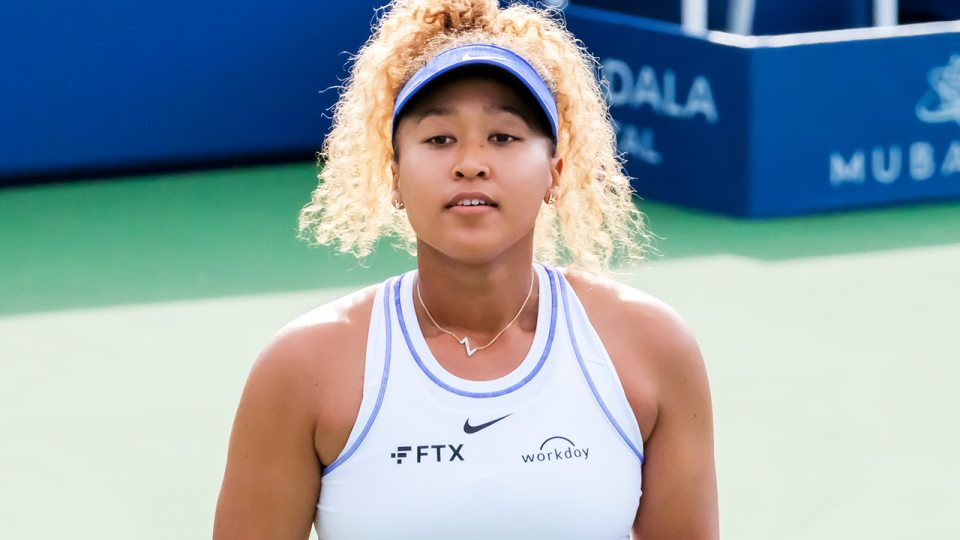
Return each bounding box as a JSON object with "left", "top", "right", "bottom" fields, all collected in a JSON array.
[{"left": 416, "top": 271, "right": 535, "bottom": 357}]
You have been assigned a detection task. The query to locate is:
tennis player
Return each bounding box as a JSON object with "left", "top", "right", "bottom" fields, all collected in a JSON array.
[{"left": 214, "top": 1, "right": 717, "bottom": 538}]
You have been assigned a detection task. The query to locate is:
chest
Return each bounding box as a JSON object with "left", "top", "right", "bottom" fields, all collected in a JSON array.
[
  {"left": 315, "top": 269, "right": 645, "bottom": 539},
  {"left": 318, "top": 362, "right": 641, "bottom": 540}
]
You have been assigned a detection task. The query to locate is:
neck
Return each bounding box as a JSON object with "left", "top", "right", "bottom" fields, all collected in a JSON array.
[{"left": 414, "top": 243, "right": 538, "bottom": 336}]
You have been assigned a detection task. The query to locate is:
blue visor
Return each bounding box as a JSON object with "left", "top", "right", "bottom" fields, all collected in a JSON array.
[{"left": 392, "top": 44, "right": 558, "bottom": 139}]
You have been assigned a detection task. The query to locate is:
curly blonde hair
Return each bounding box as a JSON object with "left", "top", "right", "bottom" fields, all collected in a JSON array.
[{"left": 299, "top": 0, "right": 648, "bottom": 273}]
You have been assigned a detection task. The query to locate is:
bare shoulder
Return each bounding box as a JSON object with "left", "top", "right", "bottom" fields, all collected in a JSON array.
[
  {"left": 560, "top": 268, "right": 709, "bottom": 447},
  {"left": 271, "top": 283, "right": 380, "bottom": 350},
  {"left": 561, "top": 270, "right": 717, "bottom": 538},
  {"left": 252, "top": 284, "right": 380, "bottom": 382},
  {"left": 560, "top": 268, "right": 700, "bottom": 368},
  {"left": 214, "top": 285, "right": 381, "bottom": 539},
  {"left": 238, "top": 283, "right": 380, "bottom": 464}
]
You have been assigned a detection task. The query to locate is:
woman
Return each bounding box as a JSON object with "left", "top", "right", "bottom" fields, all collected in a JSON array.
[{"left": 213, "top": 1, "right": 717, "bottom": 538}]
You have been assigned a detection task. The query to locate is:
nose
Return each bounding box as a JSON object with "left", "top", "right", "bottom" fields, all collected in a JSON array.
[{"left": 453, "top": 143, "right": 489, "bottom": 180}]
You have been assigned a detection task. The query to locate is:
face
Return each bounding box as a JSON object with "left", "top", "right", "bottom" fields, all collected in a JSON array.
[{"left": 392, "top": 76, "right": 562, "bottom": 265}]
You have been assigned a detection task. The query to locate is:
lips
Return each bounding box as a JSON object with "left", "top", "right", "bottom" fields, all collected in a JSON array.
[{"left": 446, "top": 192, "right": 497, "bottom": 209}]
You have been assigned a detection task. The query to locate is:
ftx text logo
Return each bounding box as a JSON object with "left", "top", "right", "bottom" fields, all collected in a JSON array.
[{"left": 391, "top": 444, "right": 464, "bottom": 464}]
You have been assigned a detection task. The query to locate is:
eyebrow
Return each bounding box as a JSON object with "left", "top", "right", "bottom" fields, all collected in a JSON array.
[
  {"left": 413, "top": 104, "right": 529, "bottom": 125},
  {"left": 484, "top": 104, "right": 528, "bottom": 122},
  {"left": 414, "top": 106, "right": 455, "bottom": 122}
]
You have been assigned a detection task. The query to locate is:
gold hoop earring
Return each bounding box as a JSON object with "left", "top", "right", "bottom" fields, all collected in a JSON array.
[
  {"left": 547, "top": 195, "right": 557, "bottom": 205},
  {"left": 394, "top": 200, "right": 405, "bottom": 210}
]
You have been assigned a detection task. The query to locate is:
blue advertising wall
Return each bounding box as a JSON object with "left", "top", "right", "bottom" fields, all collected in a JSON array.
[
  {"left": 749, "top": 31, "right": 960, "bottom": 215},
  {"left": 5, "top": 1, "right": 960, "bottom": 215},
  {"left": 564, "top": 5, "right": 960, "bottom": 216},
  {"left": 577, "top": 0, "right": 873, "bottom": 34},
  {"left": 564, "top": 7, "right": 752, "bottom": 215},
  {"left": 0, "top": 1, "right": 382, "bottom": 182}
]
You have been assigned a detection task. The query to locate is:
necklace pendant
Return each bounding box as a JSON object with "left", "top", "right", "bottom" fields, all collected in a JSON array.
[{"left": 459, "top": 337, "right": 478, "bottom": 356}]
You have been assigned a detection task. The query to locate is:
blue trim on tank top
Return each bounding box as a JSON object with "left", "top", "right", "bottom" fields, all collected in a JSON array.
[
  {"left": 395, "top": 265, "right": 558, "bottom": 398},
  {"left": 323, "top": 277, "right": 395, "bottom": 476},
  {"left": 557, "top": 272, "right": 645, "bottom": 464}
]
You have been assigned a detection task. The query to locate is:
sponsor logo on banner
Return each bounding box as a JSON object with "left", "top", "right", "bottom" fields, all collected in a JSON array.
[
  {"left": 601, "top": 59, "right": 718, "bottom": 123},
  {"left": 830, "top": 53, "right": 960, "bottom": 188},
  {"left": 601, "top": 59, "right": 718, "bottom": 165},
  {"left": 916, "top": 54, "right": 960, "bottom": 125},
  {"left": 612, "top": 121, "right": 662, "bottom": 164},
  {"left": 829, "top": 142, "right": 960, "bottom": 186}
]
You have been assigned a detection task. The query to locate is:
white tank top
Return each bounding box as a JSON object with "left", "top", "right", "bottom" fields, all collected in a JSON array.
[{"left": 316, "top": 264, "right": 643, "bottom": 539}]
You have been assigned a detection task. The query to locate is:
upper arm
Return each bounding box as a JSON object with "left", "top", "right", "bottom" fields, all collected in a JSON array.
[
  {"left": 565, "top": 271, "right": 718, "bottom": 540},
  {"left": 631, "top": 307, "right": 718, "bottom": 540},
  {"left": 213, "top": 288, "right": 374, "bottom": 540},
  {"left": 213, "top": 335, "right": 323, "bottom": 540}
]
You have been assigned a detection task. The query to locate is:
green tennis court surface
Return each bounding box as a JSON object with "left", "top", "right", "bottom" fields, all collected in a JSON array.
[{"left": 2, "top": 163, "right": 958, "bottom": 539}]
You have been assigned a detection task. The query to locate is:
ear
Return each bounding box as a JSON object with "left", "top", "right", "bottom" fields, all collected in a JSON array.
[
  {"left": 390, "top": 161, "right": 403, "bottom": 207},
  {"left": 544, "top": 157, "right": 563, "bottom": 203}
]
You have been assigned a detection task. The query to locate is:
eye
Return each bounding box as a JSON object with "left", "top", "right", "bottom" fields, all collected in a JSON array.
[
  {"left": 426, "top": 135, "right": 452, "bottom": 145},
  {"left": 491, "top": 133, "right": 518, "bottom": 143}
]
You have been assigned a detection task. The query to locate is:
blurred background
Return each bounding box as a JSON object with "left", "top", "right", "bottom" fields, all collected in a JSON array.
[{"left": 2, "top": 1, "right": 959, "bottom": 538}]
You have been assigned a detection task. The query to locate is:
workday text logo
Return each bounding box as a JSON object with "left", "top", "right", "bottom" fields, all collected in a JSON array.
[
  {"left": 521, "top": 436, "right": 590, "bottom": 463},
  {"left": 916, "top": 54, "right": 960, "bottom": 125}
]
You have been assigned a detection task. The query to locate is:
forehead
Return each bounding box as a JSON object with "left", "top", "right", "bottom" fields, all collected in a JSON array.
[
  {"left": 395, "top": 68, "right": 553, "bottom": 139},
  {"left": 404, "top": 76, "right": 529, "bottom": 116}
]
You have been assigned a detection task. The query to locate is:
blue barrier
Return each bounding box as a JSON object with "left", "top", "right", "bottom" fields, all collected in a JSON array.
[
  {"left": 569, "top": 0, "right": 874, "bottom": 34},
  {"left": 7, "top": 1, "right": 960, "bottom": 216},
  {"left": 0, "top": 1, "right": 382, "bottom": 182},
  {"left": 750, "top": 0, "right": 871, "bottom": 34},
  {"left": 564, "top": 5, "right": 960, "bottom": 216}
]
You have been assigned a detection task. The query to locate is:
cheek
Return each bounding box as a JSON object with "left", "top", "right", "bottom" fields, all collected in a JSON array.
[
  {"left": 506, "top": 158, "right": 554, "bottom": 221},
  {"left": 395, "top": 157, "right": 443, "bottom": 225},
  {"left": 514, "top": 153, "right": 555, "bottom": 192},
  {"left": 397, "top": 142, "right": 447, "bottom": 179},
  {"left": 395, "top": 155, "right": 428, "bottom": 195}
]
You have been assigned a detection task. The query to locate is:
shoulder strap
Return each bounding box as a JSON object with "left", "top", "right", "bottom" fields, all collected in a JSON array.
[
  {"left": 554, "top": 269, "right": 644, "bottom": 464},
  {"left": 323, "top": 277, "right": 395, "bottom": 476}
]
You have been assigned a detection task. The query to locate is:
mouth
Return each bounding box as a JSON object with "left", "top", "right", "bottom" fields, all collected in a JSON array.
[
  {"left": 452, "top": 198, "right": 495, "bottom": 207},
  {"left": 446, "top": 193, "right": 498, "bottom": 209}
]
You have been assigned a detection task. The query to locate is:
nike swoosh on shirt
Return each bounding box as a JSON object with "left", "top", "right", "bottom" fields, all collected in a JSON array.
[{"left": 463, "top": 414, "right": 512, "bottom": 434}]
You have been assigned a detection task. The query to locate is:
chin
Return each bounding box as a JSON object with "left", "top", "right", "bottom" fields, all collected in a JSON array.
[
  {"left": 439, "top": 245, "right": 504, "bottom": 265},
  {"left": 440, "top": 237, "right": 534, "bottom": 266},
  {"left": 416, "top": 226, "right": 536, "bottom": 263}
]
